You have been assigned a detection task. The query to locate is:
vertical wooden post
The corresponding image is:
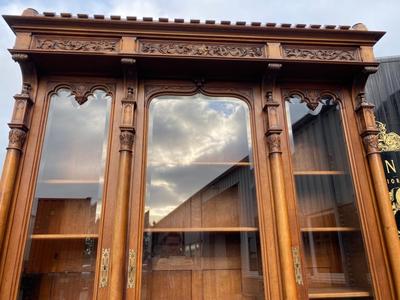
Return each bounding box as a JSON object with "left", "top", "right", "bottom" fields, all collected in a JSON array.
[
  {"left": 356, "top": 92, "right": 400, "bottom": 298},
  {"left": 263, "top": 65, "right": 299, "bottom": 300},
  {"left": 109, "top": 59, "right": 137, "bottom": 299},
  {"left": 0, "top": 82, "right": 31, "bottom": 254}
]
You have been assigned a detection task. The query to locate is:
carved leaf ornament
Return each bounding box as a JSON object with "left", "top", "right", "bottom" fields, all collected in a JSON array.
[
  {"left": 283, "top": 48, "right": 357, "bottom": 61},
  {"left": 140, "top": 42, "right": 264, "bottom": 58},
  {"left": 36, "top": 39, "right": 118, "bottom": 52}
]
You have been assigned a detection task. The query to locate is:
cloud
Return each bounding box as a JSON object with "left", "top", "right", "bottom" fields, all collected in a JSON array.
[{"left": 145, "top": 95, "right": 252, "bottom": 224}]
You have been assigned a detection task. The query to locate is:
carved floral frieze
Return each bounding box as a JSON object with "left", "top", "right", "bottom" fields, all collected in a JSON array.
[
  {"left": 35, "top": 38, "right": 119, "bottom": 52},
  {"left": 283, "top": 47, "right": 359, "bottom": 61},
  {"left": 139, "top": 40, "right": 265, "bottom": 58}
]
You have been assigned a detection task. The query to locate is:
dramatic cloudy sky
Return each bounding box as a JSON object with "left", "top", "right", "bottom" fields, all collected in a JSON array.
[{"left": 0, "top": 0, "right": 399, "bottom": 169}]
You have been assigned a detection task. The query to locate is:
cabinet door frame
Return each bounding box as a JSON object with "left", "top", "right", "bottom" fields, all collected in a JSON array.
[
  {"left": 279, "top": 82, "right": 395, "bottom": 300},
  {"left": 126, "top": 79, "right": 282, "bottom": 300},
  {"left": 0, "top": 76, "right": 120, "bottom": 300}
]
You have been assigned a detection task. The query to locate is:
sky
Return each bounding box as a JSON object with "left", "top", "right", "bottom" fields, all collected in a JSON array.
[{"left": 0, "top": 0, "right": 399, "bottom": 169}]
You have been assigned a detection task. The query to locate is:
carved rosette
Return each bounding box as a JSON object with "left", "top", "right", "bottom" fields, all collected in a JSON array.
[
  {"left": 120, "top": 131, "right": 135, "bottom": 152},
  {"left": 283, "top": 47, "right": 358, "bottom": 61},
  {"left": 35, "top": 38, "right": 119, "bottom": 52},
  {"left": 139, "top": 41, "right": 264, "bottom": 58},
  {"left": 7, "top": 128, "right": 27, "bottom": 151},
  {"left": 363, "top": 134, "right": 380, "bottom": 155},
  {"left": 267, "top": 134, "right": 282, "bottom": 154}
]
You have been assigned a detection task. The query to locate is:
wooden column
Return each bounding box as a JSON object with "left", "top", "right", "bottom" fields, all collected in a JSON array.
[
  {"left": 356, "top": 92, "right": 400, "bottom": 297},
  {"left": 0, "top": 82, "right": 31, "bottom": 253},
  {"left": 264, "top": 85, "right": 299, "bottom": 300},
  {"left": 109, "top": 59, "right": 137, "bottom": 299}
]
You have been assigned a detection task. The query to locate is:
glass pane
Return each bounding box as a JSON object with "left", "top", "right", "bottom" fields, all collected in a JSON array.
[
  {"left": 142, "top": 94, "right": 264, "bottom": 299},
  {"left": 286, "top": 96, "right": 373, "bottom": 299},
  {"left": 19, "top": 89, "right": 111, "bottom": 299}
]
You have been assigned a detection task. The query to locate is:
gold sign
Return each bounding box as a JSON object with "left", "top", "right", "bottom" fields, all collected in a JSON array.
[
  {"left": 377, "top": 121, "right": 400, "bottom": 152},
  {"left": 378, "top": 121, "right": 400, "bottom": 237}
]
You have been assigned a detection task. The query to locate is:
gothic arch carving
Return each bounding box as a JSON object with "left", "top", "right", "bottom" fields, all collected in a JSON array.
[
  {"left": 282, "top": 88, "right": 341, "bottom": 110},
  {"left": 144, "top": 80, "right": 254, "bottom": 107},
  {"left": 47, "top": 82, "right": 114, "bottom": 105}
]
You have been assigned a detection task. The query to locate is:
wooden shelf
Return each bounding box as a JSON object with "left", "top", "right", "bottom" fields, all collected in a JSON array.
[
  {"left": 301, "top": 227, "right": 360, "bottom": 233},
  {"left": 144, "top": 227, "right": 258, "bottom": 233},
  {"left": 149, "top": 161, "right": 251, "bottom": 166},
  {"left": 294, "top": 170, "right": 345, "bottom": 176},
  {"left": 31, "top": 233, "right": 98, "bottom": 240},
  {"left": 308, "top": 287, "right": 372, "bottom": 298}
]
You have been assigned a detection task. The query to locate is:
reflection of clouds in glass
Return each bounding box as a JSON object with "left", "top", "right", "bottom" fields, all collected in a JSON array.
[
  {"left": 146, "top": 94, "right": 252, "bottom": 224},
  {"left": 36, "top": 89, "right": 111, "bottom": 203}
]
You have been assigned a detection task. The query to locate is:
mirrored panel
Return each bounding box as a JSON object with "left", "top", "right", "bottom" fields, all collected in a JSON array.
[
  {"left": 286, "top": 96, "right": 373, "bottom": 299},
  {"left": 142, "top": 94, "right": 265, "bottom": 299},
  {"left": 19, "top": 88, "right": 111, "bottom": 299}
]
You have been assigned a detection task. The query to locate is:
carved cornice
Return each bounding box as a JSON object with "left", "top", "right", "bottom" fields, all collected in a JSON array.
[
  {"left": 139, "top": 40, "right": 265, "bottom": 58},
  {"left": 282, "top": 89, "right": 341, "bottom": 110},
  {"left": 34, "top": 37, "right": 119, "bottom": 52},
  {"left": 283, "top": 47, "right": 359, "bottom": 61},
  {"left": 120, "top": 130, "right": 135, "bottom": 152},
  {"left": 7, "top": 128, "right": 27, "bottom": 151}
]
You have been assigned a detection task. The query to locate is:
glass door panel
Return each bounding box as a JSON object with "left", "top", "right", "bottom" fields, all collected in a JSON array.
[
  {"left": 285, "top": 96, "right": 373, "bottom": 299},
  {"left": 142, "top": 94, "right": 264, "bottom": 299},
  {"left": 19, "top": 88, "right": 112, "bottom": 299}
]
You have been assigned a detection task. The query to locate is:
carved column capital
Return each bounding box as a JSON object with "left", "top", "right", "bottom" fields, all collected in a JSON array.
[
  {"left": 120, "top": 130, "right": 135, "bottom": 152},
  {"left": 363, "top": 134, "right": 380, "bottom": 155},
  {"left": 267, "top": 133, "right": 282, "bottom": 154},
  {"left": 7, "top": 128, "right": 27, "bottom": 151}
]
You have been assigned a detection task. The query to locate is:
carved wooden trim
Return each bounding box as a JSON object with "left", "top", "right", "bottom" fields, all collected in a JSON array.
[
  {"left": 363, "top": 134, "right": 380, "bottom": 155},
  {"left": 282, "top": 89, "right": 341, "bottom": 111},
  {"left": 7, "top": 128, "right": 27, "bottom": 151},
  {"left": 139, "top": 40, "right": 265, "bottom": 58},
  {"left": 267, "top": 133, "right": 281, "bottom": 154},
  {"left": 145, "top": 81, "right": 254, "bottom": 103},
  {"left": 34, "top": 36, "right": 120, "bottom": 52},
  {"left": 47, "top": 82, "right": 114, "bottom": 105},
  {"left": 283, "top": 46, "right": 359, "bottom": 61},
  {"left": 145, "top": 83, "right": 197, "bottom": 100},
  {"left": 119, "top": 130, "right": 135, "bottom": 152},
  {"left": 263, "top": 90, "right": 282, "bottom": 135}
]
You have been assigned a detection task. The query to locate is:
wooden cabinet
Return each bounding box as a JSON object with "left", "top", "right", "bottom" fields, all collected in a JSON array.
[{"left": 0, "top": 9, "right": 399, "bottom": 300}]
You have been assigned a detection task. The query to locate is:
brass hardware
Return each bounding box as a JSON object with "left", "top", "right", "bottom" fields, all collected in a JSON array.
[
  {"left": 127, "top": 249, "right": 137, "bottom": 288},
  {"left": 99, "top": 248, "right": 110, "bottom": 288},
  {"left": 292, "top": 247, "right": 303, "bottom": 285}
]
